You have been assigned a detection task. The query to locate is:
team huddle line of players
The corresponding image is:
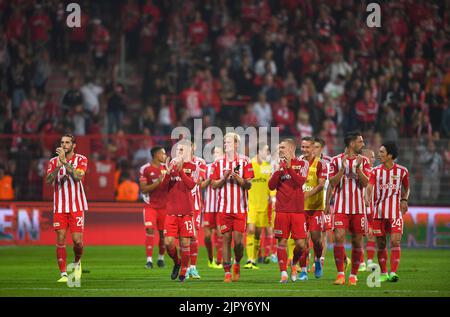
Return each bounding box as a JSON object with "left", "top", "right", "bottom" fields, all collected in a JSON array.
[{"left": 46, "top": 131, "right": 409, "bottom": 286}]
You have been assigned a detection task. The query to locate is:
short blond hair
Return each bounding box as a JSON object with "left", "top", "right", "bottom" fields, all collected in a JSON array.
[{"left": 224, "top": 132, "right": 241, "bottom": 144}]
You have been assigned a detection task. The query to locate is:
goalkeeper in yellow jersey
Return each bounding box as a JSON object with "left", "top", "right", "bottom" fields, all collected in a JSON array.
[{"left": 244, "top": 142, "right": 272, "bottom": 269}]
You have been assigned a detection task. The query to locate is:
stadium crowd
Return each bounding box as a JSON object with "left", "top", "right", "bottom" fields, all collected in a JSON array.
[{"left": 0, "top": 0, "right": 449, "bottom": 202}]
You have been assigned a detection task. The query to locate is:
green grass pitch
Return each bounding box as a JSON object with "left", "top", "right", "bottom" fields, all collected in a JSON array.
[{"left": 1, "top": 246, "right": 449, "bottom": 297}]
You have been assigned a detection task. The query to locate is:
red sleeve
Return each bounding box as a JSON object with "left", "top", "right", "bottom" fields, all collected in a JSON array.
[
  {"left": 402, "top": 170, "right": 409, "bottom": 189},
  {"left": 287, "top": 162, "right": 307, "bottom": 187},
  {"left": 46, "top": 158, "right": 57, "bottom": 174},
  {"left": 77, "top": 156, "right": 88, "bottom": 172},
  {"left": 210, "top": 161, "right": 220, "bottom": 180},
  {"left": 139, "top": 166, "right": 147, "bottom": 183},
  {"left": 199, "top": 162, "right": 207, "bottom": 180},
  {"left": 180, "top": 167, "right": 196, "bottom": 190},
  {"left": 369, "top": 170, "right": 376, "bottom": 185},
  {"left": 243, "top": 160, "right": 254, "bottom": 179},
  {"left": 268, "top": 171, "right": 281, "bottom": 190},
  {"left": 329, "top": 158, "right": 338, "bottom": 178},
  {"left": 317, "top": 161, "right": 327, "bottom": 179},
  {"left": 362, "top": 158, "right": 370, "bottom": 177}
]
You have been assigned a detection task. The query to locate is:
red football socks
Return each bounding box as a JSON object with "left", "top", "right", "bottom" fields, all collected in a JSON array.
[{"left": 56, "top": 244, "right": 67, "bottom": 273}]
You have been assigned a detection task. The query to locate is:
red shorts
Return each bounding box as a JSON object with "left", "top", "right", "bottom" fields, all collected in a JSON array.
[
  {"left": 274, "top": 212, "right": 307, "bottom": 240},
  {"left": 164, "top": 214, "right": 195, "bottom": 238},
  {"left": 372, "top": 218, "right": 403, "bottom": 236},
  {"left": 202, "top": 212, "right": 219, "bottom": 229},
  {"left": 218, "top": 212, "right": 247, "bottom": 234},
  {"left": 304, "top": 210, "right": 324, "bottom": 232},
  {"left": 333, "top": 213, "right": 367, "bottom": 234},
  {"left": 143, "top": 206, "right": 166, "bottom": 231},
  {"left": 322, "top": 213, "right": 333, "bottom": 232},
  {"left": 53, "top": 211, "right": 85, "bottom": 233},
  {"left": 194, "top": 209, "right": 201, "bottom": 231}
]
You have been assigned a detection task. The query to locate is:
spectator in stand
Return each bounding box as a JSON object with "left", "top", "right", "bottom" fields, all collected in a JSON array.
[
  {"left": 28, "top": 4, "right": 52, "bottom": 50},
  {"left": 295, "top": 110, "right": 313, "bottom": 138},
  {"left": 80, "top": 75, "right": 103, "bottom": 117},
  {"left": 328, "top": 53, "right": 352, "bottom": 82},
  {"left": 255, "top": 50, "right": 277, "bottom": 77},
  {"left": 142, "top": 0, "right": 161, "bottom": 25},
  {"left": 355, "top": 89, "right": 379, "bottom": 133},
  {"left": 132, "top": 138, "right": 153, "bottom": 168},
  {"left": 107, "top": 83, "right": 126, "bottom": 134},
  {"left": 122, "top": 0, "right": 141, "bottom": 61},
  {"left": 0, "top": 163, "right": 14, "bottom": 200},
  {"left": 218, "top": 67, "right": 236, "bottom": 104},
  {"left": 180, "top": 80, "right": 203, "bottom": 124},
  {"left": 283, "top": 71, "right": 299, "bottom": 96},
  {"left": 241, "top": 103, "right": 258, "bottom": 128},
  {"left": 68, "top": 8, "right": 89, "bottom": 67},
  {"left": 189, "top": 11, "right": 208, "bottom": 47},
  {"left": 20, "top": 87, "right": 39, "bottom": 116},
  {"left": 426, "top": 83, "right": 445, "bottom": 133},
  {"left": 261, "top": 73, "right": 279, "bottom": 103},
  {"left": 139, "top": 105, "right": 156, "bottom": 133},
  {"left": 140, "top": 15, "right": 158, "bottom": 59},
  {"left": 33, "top": 49, "right": 51, "bottom": 97},
  {"left": 5, "top": 7, "right": 26, "bottom": 47},
  {"left": 380, "top": 103, "right": 400, "bottom": 142},
  {"left": 91, "top": 19, "right": 110, "bottom": 73},
  {"left": 156, "top": 94, "right": 176, "bottom": 136},
  {"left": 233, "top": 54, "right": 254, "bottom": 97},
  {"left": 116, "top": 170, "right": 140, "bottom": 202},
  {"left": 200, "top": 68, "right": 221, "bottom": 125},
  {"left": 254, "top": 93, "right": 272, "bottom": 128},
  {"left": 415, "top": 112, "right": 433, "bottom": 140},
  {"left": 72, "top": 104, "right": 87, "bottom": 136},
  {"left": 61, "top": 76, "right": 83, "bottom": 116},
  {"left": 442, "top": 105, "right": 450, "bottom": 138},
  {"left": 323, "top": 74, "right": 345, "bottom": 101},
  {"left": 50, "top": 2, "right": 67, "bottom": 63},
  {"left": 418, "top": 140, "right": 443, "bottom": 201},
  {"left": 273, "top": 95, "right": 295, "bottom": 136}
]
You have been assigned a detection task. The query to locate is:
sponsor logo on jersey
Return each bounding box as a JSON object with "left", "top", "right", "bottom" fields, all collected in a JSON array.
[
  {"left": 274, "top": 229, "right": 283, "bottom": 235},
  {"left": 145, "top": 221, "right": 153, "bottom": 226},
  {"left": 373, "top": 229, "right": 382, "bottom": 234}
]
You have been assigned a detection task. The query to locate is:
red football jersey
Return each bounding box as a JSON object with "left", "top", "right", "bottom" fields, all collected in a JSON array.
[
  {"left": 166, "top": 161, "right": 197, "bottom": 215},
  {"left": 268, "top": 158, "right": 309, "bottom": 213},
  {"left": 211, "top": 154, "right": 254, "bottom": 214},
  {"left": 369, "top": 163, "right": 409, "bottom": 220},
  {"left": 192, "top": 156, "right": 207, "bottom": 211},
  {"left": 47, "top": 154, "right": 88, "bottom": 213},
  {"left": 139, "top": 163, "right": 168, "bottom": 209},
  {"left": 329, "top": 153, "right": 371, "bottom": 215},
  {"left": 203, "top": 163, "right": 219, "bottom": 213}
]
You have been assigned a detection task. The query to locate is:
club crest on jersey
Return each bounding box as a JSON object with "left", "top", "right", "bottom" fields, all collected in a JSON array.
[
  {"left": 183, "top": 168, "right": 192, "bottom": 174},
  {"left": 334, "top": 221, "right": 343, "bottom": 226},
  {"left": 53, "top": 222, "right": 60, "bottom": 227},
  {"left": 220, "top": 225, "right": 227, "bottom": 231}
]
